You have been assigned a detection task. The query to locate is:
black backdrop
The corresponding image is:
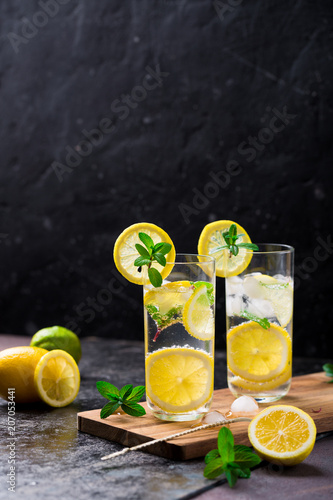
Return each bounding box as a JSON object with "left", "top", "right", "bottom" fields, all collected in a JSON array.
[{"left": 1, "top": 0, "right": 332, "bottom": 357}]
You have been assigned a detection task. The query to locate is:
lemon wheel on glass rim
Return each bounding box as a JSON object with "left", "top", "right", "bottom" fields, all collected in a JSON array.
[
  {"left": 146, "top": 348, "right": 213, "bottom": 413},
  {"left": 113, "top": 222, "right": 176, "bottom": 284},
  {"left": 198, "top": 220, "right": 254, "bottom": 277}
]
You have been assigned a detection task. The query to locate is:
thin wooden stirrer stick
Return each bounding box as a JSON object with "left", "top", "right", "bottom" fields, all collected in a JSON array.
[{"left": 101, "top": 417, "right": 251, "bottom": 461}]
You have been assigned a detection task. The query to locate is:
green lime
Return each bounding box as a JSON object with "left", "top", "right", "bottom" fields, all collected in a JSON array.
[{"left": 30, "top": 326, "right": 82, "bottom": 364}]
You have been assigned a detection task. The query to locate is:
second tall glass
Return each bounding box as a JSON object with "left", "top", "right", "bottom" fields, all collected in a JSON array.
[{"left": 226, "top": 244, "right": 294, "bottom": 402}]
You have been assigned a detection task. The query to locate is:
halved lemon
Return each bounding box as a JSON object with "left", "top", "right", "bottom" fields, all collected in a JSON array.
[
  {"left": 198, "top": 220, "right": 253, "bottom": 277},
  {"left": 227, "top": 321, "right": 291, "bottom": 382},
  {"left": 113, "top": 223, "right": 175, "bottom": 285},
  {"left": 144, "top": 281, "right": 193, "bottom": 315},
  {"left": 248, "top": 405, "right": 317, "bottom": 465},
  {"left": 183, "top": 284, "right": 214, "bottom": 340},
  {"left": 34, "top": 350, "right": 80, "bottom": 407},
  {"left": 146, "top": 348, "right": 213, "bottom": 413},
  {"left": 244, "top": 274, "right": 293, "bottom": 327}
]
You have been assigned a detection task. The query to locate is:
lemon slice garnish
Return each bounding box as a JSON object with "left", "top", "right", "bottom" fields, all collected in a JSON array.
[
  {"left": 113, "top": 223, "right": 175, "bottom": 285},
  {"left": 198, "top": 220, "right": 253, "bottom": 277}
]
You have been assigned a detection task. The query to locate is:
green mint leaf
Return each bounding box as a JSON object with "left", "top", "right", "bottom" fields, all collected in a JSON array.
[
  {"left": 233, "top": 444, "right": 253, "bottom": 454},
  {"left": 237, "top": 243, "right": 259, "bottom": 251},
  {"left": 204, "top": 449, "right": 220, "bottom": 464},
  {"left": 208, "top": 245, "right": 229, "bottom": 254},
  {"left": 224, "top": 467, "right": 238, "bottom": 488},
  {"left": 222, "top": 232, "right": 231, "bottom": 246},
  {"left": 153, "top": 253, "right": 166, "bottom": 267},
  {"left": 135, "top": 243, "right": 151, "bottom": 257},
  {"left": 235, "top": 467, "right": 251, "bottom": 478},
  {"left": 148, "top": 267, "right": 162, "bottom": 287},
  {"left": 230, "top": 244, "right": 239, "bottom": 256},
  {"left": 203, "top": 457, "right": 225, "bottom": 479},
  {"left": 323, "top": 363, "right": 333, "bottom": 378},
  {"left": 134, "top": 256, "right": 151, "bottom": 267},
  {"left": 234, "top": 449, "right": 262, "bottom": 469},
  {"left": 240, "top": 310, "right": 270, "bottom": 329},
  {"left": 100, "top": 401, "right": 120, "bottom": 419},
  {"left": 120, "top": 384, "right": 133, "bottom": 399},
  {"left": 96, "top": 381, "right": 119, "bottom": 398},
  {"left": 217, "top": 427, "right": 235, "bottom": 463},
  {"left": 126, "top": 385, "right": 146, "bottom": 402},
  {"left": 121, "top": 402, "right": 146, "bottom": 417},
  {"left": 328, "top": 379, "right": 333, "bottom": 383},
  {"left": 192, "top": 282, "right": 214, "bottom": 305},
  {"left": 154, "top": 242, "right": 172, "bottom": 255},
  {"left": 139, "top": 232, "right": 154, "bottom": 250},
  {"left": 229, "top": 224, "right": 237, "bottom": 239}
]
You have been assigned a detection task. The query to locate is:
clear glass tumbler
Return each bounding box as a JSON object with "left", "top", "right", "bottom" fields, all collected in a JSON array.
[
  {"left": 143, "top": 254, "right": 215, "bottom": 421},
  {"left": 226, "top": 244, "right": 294, "bottom": 403}
]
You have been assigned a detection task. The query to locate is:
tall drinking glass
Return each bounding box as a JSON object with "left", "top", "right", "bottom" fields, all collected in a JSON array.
[
  {"left": 143, "top": 254, "right": 215, "bottom": 421},
  {"left": 226, "top": 244, "right": 294, "bottom": 402}
]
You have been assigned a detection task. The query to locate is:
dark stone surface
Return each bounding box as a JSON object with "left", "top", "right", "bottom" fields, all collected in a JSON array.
[
  {"left": 0, "top": 336, "right": 332, "bottom": 500},
  {"left": 0, "top": 1, "right": 333, "bottom": 357}
]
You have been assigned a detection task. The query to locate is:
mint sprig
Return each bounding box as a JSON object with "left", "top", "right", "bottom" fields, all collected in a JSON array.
[
  {"left": 240, "top": 310, "right": 270, "bottom": 329},
  {"left": 134, "top": 232, "right": 172, "bottom": 287},
  {"left": 323, "top": 363, "right": 333, "bottom": 383},
  {"left": 96, "top": 382, "right": 146, "bottom": 418},
  {"left": 204, "top": 427, "right": 261, "bottom": 487},
  {"left": 209, "top": 223, "right": 259, "bottom": 257}
]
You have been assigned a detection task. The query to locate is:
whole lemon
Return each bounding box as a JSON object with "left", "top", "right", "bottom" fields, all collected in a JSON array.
[
  {"left": 0, "top": 346, "right": 48, "bottom": 403},
  {"left": 30, "top": 326, "right": 81, "bottom": 364}
]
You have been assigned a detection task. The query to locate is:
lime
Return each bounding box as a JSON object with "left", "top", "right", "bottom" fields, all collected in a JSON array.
[{"left": 30, "top": 326, "right": 82, "bottom": 364}]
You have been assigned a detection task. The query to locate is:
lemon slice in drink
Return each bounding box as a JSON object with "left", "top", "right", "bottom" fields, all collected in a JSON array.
[
  {"left": 198, "top": 220, "right": 253, "bottom": 277},
  {"left": 244, "top": 274, "right": 293, "bottom": 327},
  {"left": 183, "top": 284, "right": 214, "bottom": 340},
  {"left": 231, "top": 365, "right": 292, "bottom": 392},
  {"left": 34, "top": 350, "right": 80, "bottom": 407},
  {"left": 146, "top": 348, "right": 213, "bottom": 413},
  {"left": 227, "top": 321, "right": 291, "bottom": 382},
  {"left": 144, "top": 281, "right": 193, "bottom": 315},
  {"left": 113, "top": 223, "right": 175, "bottom": 285},
  {"left": 248, "top": 405, "right": 317, "bottom": 466}
]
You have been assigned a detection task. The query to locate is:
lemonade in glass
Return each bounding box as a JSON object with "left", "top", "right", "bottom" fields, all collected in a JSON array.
[{"left": 143, "top": 254, "right": 215, "bottom": 421}]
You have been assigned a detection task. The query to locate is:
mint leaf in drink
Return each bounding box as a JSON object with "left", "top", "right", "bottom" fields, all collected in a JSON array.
[
  {"left": 203, "top": 427, "right": 261, "bottom": 488},
  {"left": 154, "top": 242, "right": 172, "bottom": 255},
  {"left": 97, "top": 382, "right": 146, "bottom": 418},
  {"left": 148, "top": 267, "right": 162, "bottom": 287},
  {"left": 240, "top": 310, "right": 270, "bottom": 330}
]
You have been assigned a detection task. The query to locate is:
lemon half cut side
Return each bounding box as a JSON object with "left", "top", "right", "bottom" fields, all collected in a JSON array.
[
  {"left": 248, "top": 405, "right": 317, "bottom": 466},
  {"left": 34, "top": 350, "right": 80, "bottom": 407}
]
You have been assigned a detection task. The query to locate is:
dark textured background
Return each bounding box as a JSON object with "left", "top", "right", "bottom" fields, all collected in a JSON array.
[{"left": 0, "top": 0, "right": 332, "bottom": 357}]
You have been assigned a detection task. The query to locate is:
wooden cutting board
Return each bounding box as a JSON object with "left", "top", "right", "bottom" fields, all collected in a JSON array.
[{"left": 77, "top": 372, "right": 333, "bottom": 460}]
